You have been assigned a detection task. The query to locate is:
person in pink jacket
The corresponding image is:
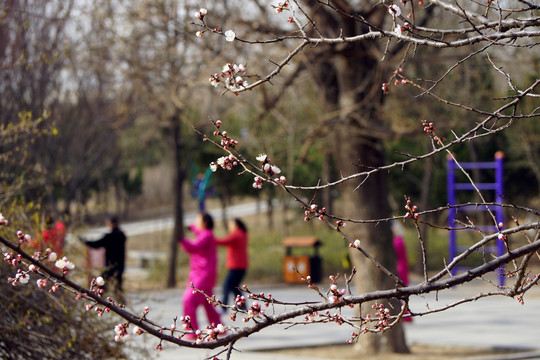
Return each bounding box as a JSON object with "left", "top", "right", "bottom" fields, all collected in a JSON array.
[
  {"left": 392, "top": 221, "right": 412, "bottom": 322},
  {"left": 179, "top": 212, "right": 221, "bottom": 335}
]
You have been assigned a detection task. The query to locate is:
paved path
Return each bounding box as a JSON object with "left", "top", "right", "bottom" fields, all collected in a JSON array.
[
  {"left": 123, "top": 278, "right": 540, "bottom": 360},
  {"left": 77, "top": 205, "right": 540, "bottom": 359},
  {"left": 79, "top": 201, "right": 271, "bottom": 239}
]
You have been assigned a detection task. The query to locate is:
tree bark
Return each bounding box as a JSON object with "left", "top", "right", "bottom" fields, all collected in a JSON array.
[
  {"left": 167, "top": 110, "right": 185, "bottom": 288},
  {"left": 306, "top": 3, "right": 409, "bottom": 352}
]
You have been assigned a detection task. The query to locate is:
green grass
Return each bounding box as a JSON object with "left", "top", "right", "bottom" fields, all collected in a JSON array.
[
  {"left": 115, "top": 210, "right": 511, "bottom": 289},
  {"left": 123, "top": 212, "right": 350, "bottom": 287}
]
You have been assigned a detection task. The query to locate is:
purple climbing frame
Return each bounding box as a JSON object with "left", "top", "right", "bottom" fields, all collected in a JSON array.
[{"left": 447, "top": 151, "right": 505, "bottom": 286}]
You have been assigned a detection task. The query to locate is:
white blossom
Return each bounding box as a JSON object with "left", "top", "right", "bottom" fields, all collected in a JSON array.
[
  {"left": 217, "top": 157, "right": 226, "bottom": 166},
  {"left": 256, "top": 154, "right": 268, "bottom": 162},
  {"left": 194, "top": 8, "right": 207, "bottom": 20},
  {"left": 16, "top": 272, "right": 29, "bottom": 284},
  {"left": 95, "top": 276, "right": 105, "bottom": 286},
  {"left": 388, "top": 4, "right": 401, "bottom": 17},
  {"left": 209, "top": 76, "right": 219, "bottom": 87},
  {"left": 224, "top": 30, "right": 236, "bottom": 42}
]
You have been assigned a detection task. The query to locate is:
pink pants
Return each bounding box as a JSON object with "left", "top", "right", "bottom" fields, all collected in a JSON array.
[{"left": 183, "top": 284, "right": 221, "bottom": 330}]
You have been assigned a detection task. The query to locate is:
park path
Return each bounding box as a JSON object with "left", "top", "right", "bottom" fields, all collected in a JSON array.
[
  {"left": 124, "top": 279, "right": 540, "bottom": 360},
  {"left": 76, "top": 203, "right": 540, "bottom": 359},
  {"left": 78, "top": 201, "right": 272, "bottom": 238}
]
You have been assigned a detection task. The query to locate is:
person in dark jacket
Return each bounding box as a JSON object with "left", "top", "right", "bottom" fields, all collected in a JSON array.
[{"left": 82, "top": 216, "right": 127, "bottom": 292}]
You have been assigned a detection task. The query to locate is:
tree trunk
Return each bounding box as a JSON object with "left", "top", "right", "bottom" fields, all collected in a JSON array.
[
  {"left": 167, "top": 110, "right": 185, "bottom": 288},
  {"left": 340, "top": 128, "right": 409, "bottom": 354},
  {"left": 326, "top": 25, "right": 409, "bottom": 353}
]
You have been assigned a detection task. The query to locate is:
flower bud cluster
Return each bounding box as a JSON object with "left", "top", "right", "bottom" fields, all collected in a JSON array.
[
  {"left": 275, "top": 1, "right": 289, "bottom": 13},
  {"left": 180, "top": 315, "right": 193, "bottom": 331},
  {"left": 349, "top": 239, "right": 362, "bottom": 249},
  {"left": 388, "top": 4, "right": 401, "bottom": 16},
  {"left": 323, "top": 310, "right": 345, "bottom": 325},
  {"left": 404, "top": 198, "right": 419, "bottom": 220},
  {"left": 16, "top": 230, "right": 32, "bottom": 245},
  {"left": 247, "top": 301, "right": 264, "bottom": 317},
  {"left": 328, "top": 283, "right": 346, "bottom": 303},
  {"left": 36, "top": 278, "right": 48, "bottom": 288},
  {"left": 210, "top": 155, "right": 238, "bottom": 172},
  {"left": 252, "top": 176, "right": 264, "bottom": 189},
  {"left": 212, "top": 121, "right": 240, "bottom": 150},
  {"left": 235, "top": 294, "right": 246, "bottom": 308},
  {"left": 347, "top": 332, "right": 359, "bottom": 344},
  {"left": 114, "top": 323, "right": 130, "bottom": 342},
  {"left": 252, "top": 154, "right": 286, "bottom": 189},
  {"left": 388, "top": 2, "right": 422, "bottom": 29},
  {"left": 8, "top": 269, "right": 30, "bottom": 286},
  {"left": 205, "top": 323, "right": 226, "bottom": 341},
  {"left": 497, "top": 222, "right": 507, "bottom": 242},
  {"left": 93, "top": 304, "right": 111, "bottom": 318},
  {"left": 4, "top": 251, "right": 20, "bottom": 266},
  {"left": 257, "top": 154, "right": 282, "bottom": 176},
  {"left": 208, "top": 121, "right": 241, "bottom": 172},
  {"left": 194, "top": 8, "right": 207, "bottom": 21},
  {"left": 393, "top": 67, "right": 407, "bottom": 85},
  {"left": 422, "top": 120, "right": 434, "bottom": 134},
  {"left": 361, "top": 303, "right": 392, "bottom": 333},
  {"left": 422, "top": 120, "right": 445, "bottom": 145},
  {"left": 46, "top": 249, "right": 57, "bottom": 262},
  {"left": 54, "top": 256, "right": 75, "bottom": 275},
  {"left": 209, "top": 63, "right": 249, "bottom": 93},
  {"left": 383, "top": 67, "right": 408, "bottom": 94},
  {"left": 303, "top": 311, "right": 319, "bottom": 322},
  {"left": 304, "top": 203, "right": 326, "bottom": 222},
  {"left": 302, "top": 275, "right": 318, "bottom": 291}
]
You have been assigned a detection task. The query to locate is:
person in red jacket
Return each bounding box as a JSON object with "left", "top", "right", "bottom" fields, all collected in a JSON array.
[
  {"left": 216, "top": 218, "right": 248, "bottom": 311},
  {"left": 28, "top": 216, "right": 66, "bottom": 256}
]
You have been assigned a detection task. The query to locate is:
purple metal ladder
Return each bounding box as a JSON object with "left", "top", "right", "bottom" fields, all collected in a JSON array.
[{"left": 447, "top": 151, "right": 505, "bottom": 286}]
